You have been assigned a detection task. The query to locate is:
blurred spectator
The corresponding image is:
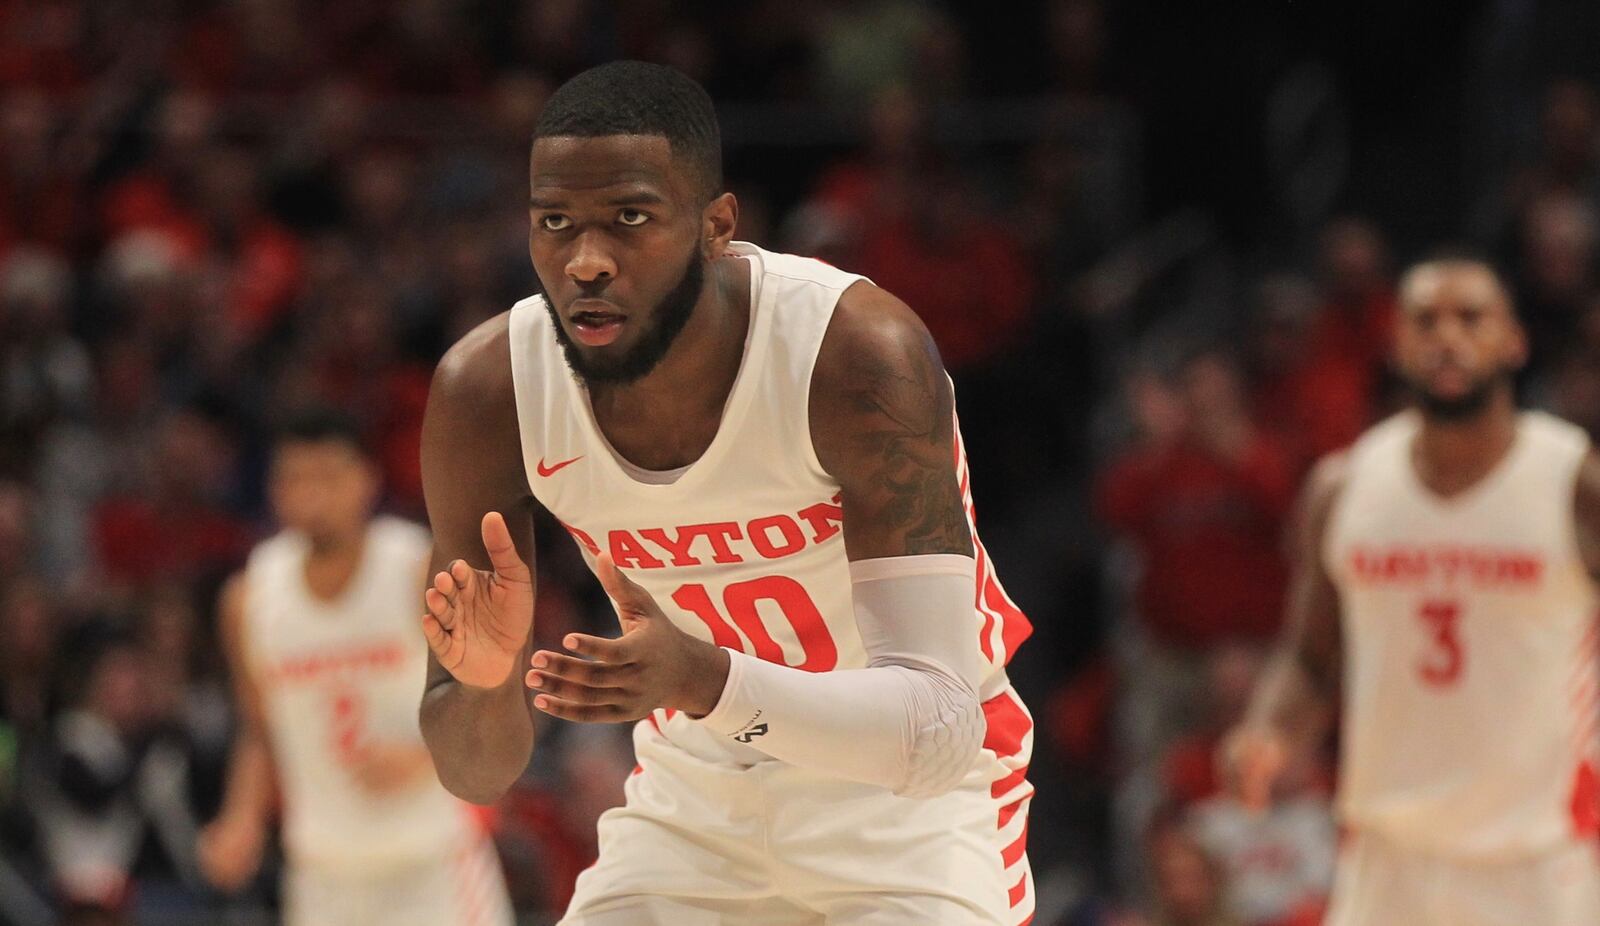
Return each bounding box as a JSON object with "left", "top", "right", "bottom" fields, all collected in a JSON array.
[
  {"left": 1138, "top": 821, "right": 1241, "bottom": 926},
  {"left": 0, "top": 247, "right": 93, "bottom": 476},
  {"left": 0, "top": 578, "right": 57, "bottom": 741},
  {"left": 1477, "top": 80, "right": 1600, "bottom": 252},
  {"left": 21, "top": 625, "right": 201, "bottom": 910},
  {"left": 1248, "top": 234, "right": 1392, "bottom": 473},
  {"left": 1098, "top": 352, "right": 1295, "bottom": 654},
  {"left": 1164, "top": 651, "right": 1335, "bottom": 926},
  {"left": 1515, "top": 192, "right": 1598, "bottom": 363},
  {"left": 813, "top": 1, "right": 959, "bottom": 107},
  {"left": 91, "top": 408, "right": 253, "bottom": 592}
]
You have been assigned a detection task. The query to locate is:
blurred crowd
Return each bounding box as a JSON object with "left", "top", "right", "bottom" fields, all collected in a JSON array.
[{"left": 1, "top": 0, "right": 1598, "bottom": 924}]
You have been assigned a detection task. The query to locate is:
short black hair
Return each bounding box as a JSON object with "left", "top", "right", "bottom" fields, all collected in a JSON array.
[
  {"left": 274, "top": 407, "right": 369, "bottom": 457},
  {"left": 533, "top": 61, "right": 722, "bottom": 201}
]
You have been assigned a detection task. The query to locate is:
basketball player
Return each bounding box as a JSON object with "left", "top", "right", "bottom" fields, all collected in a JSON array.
[
  {"left": 417, "top": 62, "right": 1035, "bottom": 924},
  {"left": 198, "top": 412, "right": 512, "bottom": 926},
  {"left": 1227, "top": 258, "right": 1600, "bottom": 924}
]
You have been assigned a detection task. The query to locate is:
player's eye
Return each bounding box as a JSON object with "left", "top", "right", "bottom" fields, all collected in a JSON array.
[
  {"left": 618, "top": 209, "right": 650, "bottom": 227},
  {"left": 539, "top": 214, "right": 572, "bottom": 232}
]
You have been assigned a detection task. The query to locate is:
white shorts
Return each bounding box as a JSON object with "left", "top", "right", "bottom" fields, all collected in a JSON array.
[
  {"left": 1325, "top": 830, "right": 1600, "bottom": 926},
  {"left": 560, "top": 687, "right": 1035, "bottom": 926},
  {"left": 284, "top": 835, "right": 514, "bottom": 926}
]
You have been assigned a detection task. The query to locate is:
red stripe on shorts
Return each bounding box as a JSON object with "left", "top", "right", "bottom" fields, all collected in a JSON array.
[
  {"left": 1001, "top": 822, "right": 1029, "bottom": 868},
  {"left": 998, "top": 795, "right": 1026, "bottom": 830},
  {"left": 1007, "top": 874, "right": 1028, "bottom": 908}
]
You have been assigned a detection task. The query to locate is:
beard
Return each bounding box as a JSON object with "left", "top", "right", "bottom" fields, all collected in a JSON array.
[
  {"left": 1407, "top": 368, "right": 1511, "bottom": 422},
  {"left": 540, "top": 246, "right": 705, "bottom": 386}
]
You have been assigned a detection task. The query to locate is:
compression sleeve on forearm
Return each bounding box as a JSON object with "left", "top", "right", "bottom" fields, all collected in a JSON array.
[{"left": 694, "top": 553, "right": 985, "bottom": 797}]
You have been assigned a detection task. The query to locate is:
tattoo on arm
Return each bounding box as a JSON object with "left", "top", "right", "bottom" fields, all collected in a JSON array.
[{"left": 839, "top": 330, "right": 973, "bottom": 557}]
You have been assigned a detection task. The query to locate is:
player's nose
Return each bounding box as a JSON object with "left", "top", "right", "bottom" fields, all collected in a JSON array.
[{"left": 566, "top": 231, "right": 617, "bottom": 285}]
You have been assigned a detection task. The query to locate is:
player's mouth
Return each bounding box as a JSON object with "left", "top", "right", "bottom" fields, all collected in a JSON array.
[{"left": 570, "top": 303, "right": 627, "bottom": 347}]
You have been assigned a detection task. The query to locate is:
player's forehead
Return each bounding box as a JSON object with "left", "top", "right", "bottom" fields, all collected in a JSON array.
[
  {"left": 1400, "top": 264, "right": 1507, "bottom": 317},
  {"left": 529, "top": 134, "right": 682, "bottom": 205}
]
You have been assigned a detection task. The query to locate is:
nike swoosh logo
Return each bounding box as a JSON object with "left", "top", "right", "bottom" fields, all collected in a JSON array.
[{"left": 536, "top": 455, "right": 584, "bottom": 477}]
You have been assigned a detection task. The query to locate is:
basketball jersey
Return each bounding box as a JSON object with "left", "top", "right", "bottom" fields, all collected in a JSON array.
[
  {"left": 1325, "top": 410, "right": 1600, "bottom": 859},
  {"left": 242, "top": 516, "right": 480, "bottom": 873},
  {"left": 507, "top": 242, "right": 1031, "bottom": 768}
]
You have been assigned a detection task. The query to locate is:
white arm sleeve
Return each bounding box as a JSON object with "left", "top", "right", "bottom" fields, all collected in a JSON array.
[{"left": 694, "top": 554, "right": 985, "bottom": 797}]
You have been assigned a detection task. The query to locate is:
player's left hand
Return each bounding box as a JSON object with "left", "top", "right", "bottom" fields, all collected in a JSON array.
[{"left": 527, "top": 552, "right": 730, "bottom": 723}]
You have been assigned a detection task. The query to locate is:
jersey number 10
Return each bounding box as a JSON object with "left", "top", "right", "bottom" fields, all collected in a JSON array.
[{"left": 673, "top": 577, "right": 839, "bottom": 672}]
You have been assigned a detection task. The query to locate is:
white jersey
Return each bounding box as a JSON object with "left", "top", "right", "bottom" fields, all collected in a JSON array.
[
  {"left": 506, "top": 242, "right": 1032, "bottom": 769},
  {"left": 242, "top": 516, "right": 482, "bottom": 873},
  {"left": 1325, "top": 410, "right": 1600, "bottom": 859}
]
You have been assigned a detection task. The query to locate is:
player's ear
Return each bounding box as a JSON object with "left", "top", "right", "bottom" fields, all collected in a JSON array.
[
  {"left": 702, "top": 192, "right": 738, "bottom": 258},
  {"left": 1507, "top": 314, "right": 1530, "bottom": 372}
]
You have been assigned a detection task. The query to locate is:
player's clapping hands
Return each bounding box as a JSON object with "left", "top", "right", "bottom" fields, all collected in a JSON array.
[{"left": 527, "top": 553, "right": 730, "bottom": 722}]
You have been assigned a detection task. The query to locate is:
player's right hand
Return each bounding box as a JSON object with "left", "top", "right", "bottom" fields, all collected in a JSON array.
[
  {"left": 197, "top": 813, "right": 266, "bottom": 892},
  {"left": 422, "top": 511, "right": 535, "bottom": 690},
  {"left": 1219, "top": 723, "right": 1289, "bottom": 813}
]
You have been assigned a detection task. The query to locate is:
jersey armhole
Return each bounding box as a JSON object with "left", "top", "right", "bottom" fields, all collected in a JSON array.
[
  {"left": 799, "top": 288, "right": 847, "bottom": 485},
  {"left": 505, "top": 298, "right": 545, "bottom": 495}
]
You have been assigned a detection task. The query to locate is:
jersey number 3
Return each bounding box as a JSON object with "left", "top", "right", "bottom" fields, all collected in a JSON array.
[{"left": 1417, "top": 599, "right": 1464, "bottom": 687}]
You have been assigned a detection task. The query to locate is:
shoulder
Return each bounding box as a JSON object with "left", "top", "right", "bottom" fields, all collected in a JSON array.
[
  {"left": 810, "top": 280, "right": 944, "bottom": 408},
  {"left": 217, "top": 570, "right": 250, "bottom": 642},
  {"left": 372, "top": 515, "right": 432, "bottom": 558},
  {"left": 432, "top": 311, "right": 516, "bottom": 409},
  {"left": 1299, "top": 450, "right": 1352, "bottom": 541}
]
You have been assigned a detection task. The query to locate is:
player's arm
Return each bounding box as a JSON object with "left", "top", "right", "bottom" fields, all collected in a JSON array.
[
  {"left": 417, "top": 314, "right": 541, "bottom": 805},
  {"left": 692, "top": 282, "right": 984, "bottom": 796},
  {"left": 197, "top": 573, "right": 276, "bottom": 892},
  {"left": 1573, "top": 450, "right": 1600, "bottom": 584},
  {"left": 1226, "top": 452, "right": 1347, "bottom": 807}
]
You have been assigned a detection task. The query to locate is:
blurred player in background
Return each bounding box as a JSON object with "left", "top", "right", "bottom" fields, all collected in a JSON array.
[
  {"left": 1228, "top": 258, "right": 1600, "bottom": 924},
  {"left": 418, "top": 62, "right": 1035, "bottom": 924},
  {"left": 198, "top": 411, "right": 511, "bottom": 926}
]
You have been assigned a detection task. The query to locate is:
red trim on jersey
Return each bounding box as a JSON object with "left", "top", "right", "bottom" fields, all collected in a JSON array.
[
  {"left": 992, "top": 766, "right": 1029, "bottom": 801},
  {"left": 1007, "top": 874, "right": 1028, "bottom": 908},
  {"left": 984, "top": 690, "right": 1031, "bottom": 759},
  {"left": 952, "top": 406, "right": 1033, "bottom": 666},
  {"left": 1001, "top": 823, "right": 1029, "bottom": 868},
  {"left": 998, "top": 796, "right": 1026, "bottom": 831}
]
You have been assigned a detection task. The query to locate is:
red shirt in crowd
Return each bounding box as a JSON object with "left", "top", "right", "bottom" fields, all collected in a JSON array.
[{"left": 1096, "top": 433, "right": 1296, "bottom": 649}]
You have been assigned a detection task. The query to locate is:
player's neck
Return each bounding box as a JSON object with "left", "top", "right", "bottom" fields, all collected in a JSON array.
[
  {"left": 1412, "top": 392, "right": 1519, "bottom": 498},
  {"left": 588, "top": 257, "right": 751, "bottom": 468},
  {"left": 303, "top": 525, "right": 369, "bottom": 601}
]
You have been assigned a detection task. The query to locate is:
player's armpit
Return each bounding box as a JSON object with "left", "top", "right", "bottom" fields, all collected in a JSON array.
[
  {"left": 809, "top": 281, "right": 973, "bottom": 561},
  {"left": 1572, "top": 450, "right": 1600, "bottom": 584}
]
